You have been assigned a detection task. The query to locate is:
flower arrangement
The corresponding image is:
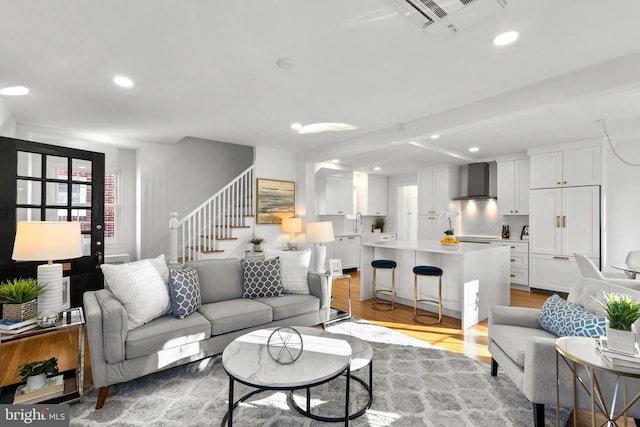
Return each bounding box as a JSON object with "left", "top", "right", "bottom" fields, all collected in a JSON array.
[
  {"left": 249, "top": 237, "right": 264, "bottom": 245},
  {"left": 437, "top": 210, "right": 459, "bottom": 235}
]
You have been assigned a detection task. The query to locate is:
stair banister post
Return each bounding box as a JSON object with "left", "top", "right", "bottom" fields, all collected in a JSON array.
[{"left": 169, "top": 212, "right": 180, "bottom": 264}]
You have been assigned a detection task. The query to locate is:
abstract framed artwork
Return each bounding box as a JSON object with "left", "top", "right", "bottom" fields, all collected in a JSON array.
[{"left": 256, "top": 178, "right": 295, "bottom": 224}]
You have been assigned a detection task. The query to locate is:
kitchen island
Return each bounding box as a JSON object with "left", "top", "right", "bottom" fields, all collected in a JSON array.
[{"left": 360, "top": 240, "right": 510, "bottom": 329}]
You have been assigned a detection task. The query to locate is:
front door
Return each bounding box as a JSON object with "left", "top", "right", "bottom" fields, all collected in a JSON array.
[{"left": 0, "top": 137, "right": 105, "bottom": 307}]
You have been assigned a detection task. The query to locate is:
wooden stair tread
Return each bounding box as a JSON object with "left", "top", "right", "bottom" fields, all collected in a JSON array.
[
  {"left": 213, "top": 225, "right": 250, "bottom": 229},
  {"left": 201, "top": 235, "right": 238, "bottom": 241},
  {"left": 190, "top": 246, "right": 224, "bottom": 253}
]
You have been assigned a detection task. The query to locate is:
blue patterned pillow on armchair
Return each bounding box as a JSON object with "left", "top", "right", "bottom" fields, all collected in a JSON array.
[{"left": 538, "top": 294, "right": 606, "bottom": 337}]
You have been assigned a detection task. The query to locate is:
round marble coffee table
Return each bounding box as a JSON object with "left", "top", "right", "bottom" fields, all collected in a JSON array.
[
  {"left": 221, "top": 327, "right": 352, "bottom": 426},
  {"left": 288, "top": 328, "right": 374, "bottom": 422}
]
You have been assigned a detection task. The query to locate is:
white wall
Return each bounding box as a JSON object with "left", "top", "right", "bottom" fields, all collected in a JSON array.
[
  {"left": 604, "top": 140, "right": 640, "bottom": 271},
  {"left": 386, "top": 171, "right": 417, "bottom": 235},
  {"left": 0, "top": 99, "right": 16, "bottom": 136},
  {"left": 138, "top": 137, "right": 253, "bottom": 259}
]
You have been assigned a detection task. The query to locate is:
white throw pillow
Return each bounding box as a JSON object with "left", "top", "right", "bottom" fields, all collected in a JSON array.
[
  {"left": 263, "top": 247, "right": 311, "bottom": 294},
  {"left": 102, "top": 259, "right": 170, "bottom": 330}
]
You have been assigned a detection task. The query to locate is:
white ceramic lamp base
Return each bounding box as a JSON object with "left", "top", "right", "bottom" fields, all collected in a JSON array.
[
  {"left": 315, "top": 244, "right": 327, "bottom": 274},
  {"left": 37, "top": 263, "right": 63, "bottom": 316}
]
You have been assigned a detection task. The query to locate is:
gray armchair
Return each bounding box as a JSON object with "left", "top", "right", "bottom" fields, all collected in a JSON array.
[{"left": 489, "top": 278, "right": 640, "bottom": 426}]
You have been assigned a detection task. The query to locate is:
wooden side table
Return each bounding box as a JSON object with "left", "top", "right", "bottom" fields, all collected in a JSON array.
[{"left": 0, "top": 307, "right": 85, "bottom": 404}]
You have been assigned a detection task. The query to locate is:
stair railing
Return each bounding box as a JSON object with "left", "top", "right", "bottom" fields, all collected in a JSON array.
[{"left": 169, "top": 165, "right": 254, "bottom": 263}]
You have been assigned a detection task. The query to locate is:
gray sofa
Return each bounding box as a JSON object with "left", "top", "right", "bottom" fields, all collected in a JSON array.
[
  {"left": 84, "top": 258, "right": 331, "bottom": 409},
  {"left": 489, "top": 278, "right": 640, "bottom": 426}
]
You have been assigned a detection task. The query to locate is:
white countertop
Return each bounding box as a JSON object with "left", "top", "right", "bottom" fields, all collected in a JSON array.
[{"left": 362, "top": 239, "right": 509, "bottom": 254}]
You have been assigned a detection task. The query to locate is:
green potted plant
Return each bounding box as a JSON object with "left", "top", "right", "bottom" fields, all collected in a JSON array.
[
  {"left": 0, "top": 278, "right": 44, "bottom": 322},
  {"left": 373, "top": 218, "right": 385, "bottom": 233},
  {"left": 19, "top": 357, "right": 59, "bottom": 390},
  {"left": 249, "top": 237, "right": 264, "bottom": 252},
  {"left": 603, "top": 293, "right": 640, "bottom": 355}
]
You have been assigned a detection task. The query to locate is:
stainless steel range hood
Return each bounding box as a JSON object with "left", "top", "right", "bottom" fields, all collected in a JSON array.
[{"left": 453, "top": 162, "right": 497, "bottom": 201}]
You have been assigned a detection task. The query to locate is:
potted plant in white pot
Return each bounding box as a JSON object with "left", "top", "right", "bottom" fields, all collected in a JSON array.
[
  {"left": 249, "top": 237, "right": 264, "bottom": 252},
  {"left": 19, "top": 357, "right": 59, "bottom": 391},
  {"left": 603, "top": 293, "right": 640, "bottom": 355},
  {"left": 0, "top": 278, "right": 44, "bottom": 322}
]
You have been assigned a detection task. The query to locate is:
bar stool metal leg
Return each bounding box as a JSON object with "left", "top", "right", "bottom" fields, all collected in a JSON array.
[{"left": 413, "top": 271, "right": 442, "bottom": 325}]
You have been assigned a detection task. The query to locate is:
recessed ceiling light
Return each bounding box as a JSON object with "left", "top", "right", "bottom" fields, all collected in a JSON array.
[
  {"left": 0, "top": 85, "right": 29, "bottom": 96},
  {"left": 469, "top": 147, "right": 479, "bottom": 152},
  {"left": 331, "top": 159, "right": 340, "bottom": 163},
  {"left": 430, "top": 134, "right": 440, "bottom": 140},
  {"left": 113, "top": 76, "right": 134, "bottom": 88},
  {"left": 374, "top": 167, "right": 381, "bottom": 171},
  {"left": 493, "top": 31, "right": 519, "bottom": 47},
  {"left": 295, "top": 122, "right": 358, "bottom": 134},
  {"left": 291, "top": 123, "right": 303, "bottom": 131}
]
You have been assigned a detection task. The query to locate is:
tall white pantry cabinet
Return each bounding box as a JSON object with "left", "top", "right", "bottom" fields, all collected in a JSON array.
[{"left": 528, "top": 145, "right": 602, "bottom": 293}]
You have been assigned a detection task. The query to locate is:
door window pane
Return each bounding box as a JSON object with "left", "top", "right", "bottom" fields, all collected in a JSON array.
[
  {"left": 17, "top": 180, "right": 41, "bottom": 205},
  {"left": 46, "top": 182, "right": 68, "bottom": 206},
  {"left": 46, "top": 208, "right": 69, "bottom": 222},
  {"left": 81, "top": 234, "right": 91, "bottom": 256},
  {"left": 72, "top": 159, "right": 92, "bottom": 182},
  {"left": 17, "top": 152, "right": 42, "bottom": 178},
  {"left": 71, "top": 209, "right": 92, "bottom": 232},
  {"left": 46, "top": 155, "right": 68, "bottom": 179},
  {"left": 71, "top": 184, "right": 92, "bottom": 207},
  {"left": 16, "top": 207, "right": 41, "bottom": 222}
]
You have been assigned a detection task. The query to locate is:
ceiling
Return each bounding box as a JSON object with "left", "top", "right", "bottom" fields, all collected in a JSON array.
[{"left": 1, "top": 0, "right": 640, "bottom": 175}]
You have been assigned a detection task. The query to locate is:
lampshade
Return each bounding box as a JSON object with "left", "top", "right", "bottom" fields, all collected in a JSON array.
[
  {"left": 12, "top": 221, "right": 83, "bottom": 262},
  {"left": 306, "top": 221, "right": 334, "bottom": 243},
  {"left": 282, "top": 217, "right": 303, "bottom": 234}
]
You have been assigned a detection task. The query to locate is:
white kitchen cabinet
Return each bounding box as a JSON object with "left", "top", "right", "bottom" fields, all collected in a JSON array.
[
  {"left": 317, "top": 174, "right": 354, "bottom": 215},
  {"left": 356, "top": 173, "right": 387, "bottom": 216},
  {"left": 333, "top": 235, "right": 360, "bottom": 269},
  {"left": 491, "top": 240, "right": 529, "bottom": 286},
  {"left": 497, "top": 159, "right": 529, "bottom": 215},
  {"left": 529, "top": 254, "right": 583, "bottom": 294},
  {"left": 418, "top": 165, "right": 459, "bottom": 240},
  {"left": 529, "top": 145, "right": 601, "bottom": 189}
]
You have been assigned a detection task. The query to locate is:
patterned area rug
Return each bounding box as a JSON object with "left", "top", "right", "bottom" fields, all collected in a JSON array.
[{"left": 71, "top": 319, "right": 569, "bottom": 426}]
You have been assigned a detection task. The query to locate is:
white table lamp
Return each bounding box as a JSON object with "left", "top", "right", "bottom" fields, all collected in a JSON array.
[
  {"left": 306, "top": 221, "right": 334, "bottom": 274},
  {"left": 282, "top": 218, "right": 303, "bottom": 251},
  {"left": 12, "top": 221, "right": 83, "bottom": 316}
]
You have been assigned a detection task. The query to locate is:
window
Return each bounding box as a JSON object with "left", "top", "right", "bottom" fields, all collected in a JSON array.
[{"left": 104, "top": 171, "right": 120, "bottom": 241}]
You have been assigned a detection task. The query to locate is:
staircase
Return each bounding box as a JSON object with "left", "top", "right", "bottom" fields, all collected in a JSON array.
[{"left": 169, "top": 166, "right": 255, "bottom": 263}]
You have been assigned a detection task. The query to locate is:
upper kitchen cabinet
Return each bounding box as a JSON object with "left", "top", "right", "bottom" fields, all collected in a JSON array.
[
  {"left": 529, "top": 145, "right": 602, "bottom": 189},
  {"left": 497, "top": 158, "right": 529, "bottom": 215},
  {"left": 356, "top": 173, "right": 387, "bottom": 216},
  {"left": 418, "top": 165, "right": 459, "bottom": 239},
  {"left": 316, "top": 172, "right": 354, "bottom": 216}
]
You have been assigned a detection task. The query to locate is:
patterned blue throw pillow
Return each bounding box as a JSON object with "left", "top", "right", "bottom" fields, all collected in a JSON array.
[
  {"left": 168, "top": 267, "right": 201, "bottom": 318},
  {"left": 242, "top": 257, "right": 283, "bottom": 298},
  {"left": 538, "top": 294, "right": 606, "bottom": 337}
]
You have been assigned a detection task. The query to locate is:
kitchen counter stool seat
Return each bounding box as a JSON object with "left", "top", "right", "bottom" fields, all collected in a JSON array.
[
  {"left": 413, "top": 265, "right": 443, "bottom": 325},
  {"left": 372, "top": 259, "right": 396, "bottom": 310}
]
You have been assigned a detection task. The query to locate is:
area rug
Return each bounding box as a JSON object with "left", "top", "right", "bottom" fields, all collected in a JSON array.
[{"left": 70, "top": 319, "right": 570, "bottom": 426}]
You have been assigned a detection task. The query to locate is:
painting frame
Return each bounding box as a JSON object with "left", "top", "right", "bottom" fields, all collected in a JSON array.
[
  {"left": 256, "top": 178, "right": 295, "bottom": 224},
  {"left": 328, "top": 259, "right": 343, "bottom": 276}
]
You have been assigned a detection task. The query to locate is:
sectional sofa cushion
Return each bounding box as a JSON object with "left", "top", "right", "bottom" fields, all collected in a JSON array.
[
  {"left": 538, "top": 294, "right": 606, "bottom": 337},
  {"left": 101, "top": 259, "right": 170, "bottom": 330},
  {"left": 241, "top": 257, "right": 283, "bottom": 298},
  {"left": 197, "top": 299, "right": 272, "bottom": 336},
  {"left": 125, "top": 311, "right": 211, "bottom": 359},
  {"left": 185, "top": 259, "right": 244, "bottom": 303},
  {"left": 168, "top": 267, "right": 201, "bottom": 318},
  {"left": 255, "top": 294, "right": 319, "bottom": 321},
  {"left": 263, "top": 247, "right": 312, "bottom": 294}
]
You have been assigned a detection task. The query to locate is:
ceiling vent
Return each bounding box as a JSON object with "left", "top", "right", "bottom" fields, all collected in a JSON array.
[{"left": 393, "top": 0, "right": 507, "bottom": 37}]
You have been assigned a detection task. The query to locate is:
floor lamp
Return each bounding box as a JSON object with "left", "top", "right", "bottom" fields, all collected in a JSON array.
[
  {"left": 282, "top": 217, "right": 303, "bottom": 251},
  {"left": 12, "top": 221, "right": 83, "bottom": 316},
  {"left": 306, "top": 221, "right": 334, "bottom": 274}
]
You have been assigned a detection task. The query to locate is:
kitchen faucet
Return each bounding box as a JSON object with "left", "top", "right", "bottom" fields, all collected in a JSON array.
[{"left": 355, "top": 212, "right": 363, "bottom": 234}]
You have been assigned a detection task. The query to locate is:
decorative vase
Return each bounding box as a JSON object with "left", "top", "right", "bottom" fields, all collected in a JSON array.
[
  {"left": 2, "top": 299, "right": 37, "bottom": 322},
  {"left": 253, "top": 244, "right": 262, "bottom": 252},
  {"left": 606, "top": 321, "right": 637, "bottom": 355},
  {"left": 26, "top": 373, "right": 47, "bottom": 391}
]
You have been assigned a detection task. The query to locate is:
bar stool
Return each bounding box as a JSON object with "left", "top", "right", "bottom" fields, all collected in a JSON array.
[
  {"left": 371, "top": 259, "right": 396, "bottom": 310},
  {"left": 413, "top": 265, "right": 443, "bottom": 324}
]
